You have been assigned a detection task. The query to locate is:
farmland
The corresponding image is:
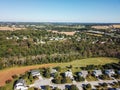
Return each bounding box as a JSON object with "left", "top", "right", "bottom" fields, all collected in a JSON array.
[{"left": 0, "top": 26, "right": 25, "bottom": 31}]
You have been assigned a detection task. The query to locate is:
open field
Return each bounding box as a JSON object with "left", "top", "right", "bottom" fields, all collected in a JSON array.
[
  {"left": 91, "top": 25, "right": 110, "bottom": 29},
  {"left": 86, "top": 33, "right": 103, "bottom": 37},
  {"left": 49, "top": 30, "right": 76, "bottom": 35},
  {"left": 113, "top": 24, "right": 120, "bottom": 28},
  {"left": 91, "top": 24, "right": 120, "bottom": 29},
  {"left": 0, "top": 57, "right": 119, "bottom": 86},
  {"left": 0, "top": 26, "right": 25, "bottom": 31},
  {"left": 55, "top": 57, "right": 119, "bottom": 67},
  {"left": 60, "top": 31, "right": 76, "bottom": 35}
]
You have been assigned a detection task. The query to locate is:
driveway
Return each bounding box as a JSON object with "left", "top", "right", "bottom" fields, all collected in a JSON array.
[{"left": 30, "top": 77, "right": 120, "bottom": 90}]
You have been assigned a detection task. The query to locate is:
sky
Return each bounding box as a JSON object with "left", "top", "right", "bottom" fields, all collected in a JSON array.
[{"left": 0, "top": 0, "right": 120, "bottom": 23}]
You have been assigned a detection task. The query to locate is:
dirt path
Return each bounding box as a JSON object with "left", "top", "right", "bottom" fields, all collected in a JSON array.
[{"left": 0, "top": 64, "right": 55, "bottom": 86}]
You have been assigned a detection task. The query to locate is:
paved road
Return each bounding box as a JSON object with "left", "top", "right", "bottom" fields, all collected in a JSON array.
[{"left": 30, "top": 76, "right": 120, "bottom": 90}]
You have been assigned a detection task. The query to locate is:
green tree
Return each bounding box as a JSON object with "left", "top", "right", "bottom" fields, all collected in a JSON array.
[
  {"left": 44, "top": 85, "right": 52, "bottom": 90},
  {"left": 70, "top": 84, "right": 79, "bottom": 90}
]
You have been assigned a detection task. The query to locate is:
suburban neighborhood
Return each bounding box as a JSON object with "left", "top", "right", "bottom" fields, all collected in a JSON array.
[
  {"left": 0, "top": 0, "right": 120, "bottom": 90},
  {"left": 12, "top": 62, "right": 120, "bottom": 90}
]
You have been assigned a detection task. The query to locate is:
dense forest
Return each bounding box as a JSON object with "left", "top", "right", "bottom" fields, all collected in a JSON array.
[{"left": 0, "top": 29, "right": 120, "bottom": 69}]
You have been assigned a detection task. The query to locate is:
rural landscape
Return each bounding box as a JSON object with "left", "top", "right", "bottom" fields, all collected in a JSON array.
[
  {"left": 0, "top": 0, "right": 120, "bottom": 90},
  {"left": 0, "top": 22, "right": 120, "bottom": 90}
]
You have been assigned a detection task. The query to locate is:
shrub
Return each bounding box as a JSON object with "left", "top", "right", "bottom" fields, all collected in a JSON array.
[
  {"left": 54, "top": 66, "right": 61, "bottom": 72},
  {"left": 52, "top": 77, "right": 62, "bottom": 84},
  {"left": 5, "top": 79, "right": 12, "bottom": 84},
  {"left": 61, "top": 77, "right": 72, "bottom": 84},
  {"left": 86, "top": 84, "right": 92, "bottom": 89},
  {"left": 54, "top": 87, "right": 61, "bottom": 90},
  {"left": 0, "top": 86, "right": 6, "bottom": 90},
  {"left": 34, "top": 88, "right": 41, "bottom": 90},
  {"left": 70, "top": 84, "right": 79, "bottom": 90},
  {"left": 77, "top": 76, "right": 85, "bottom": 82},
  {"left": 44, "top": 85, "right": 52, "bottom": 90},
  {"left": 12, "top": 74, "right": 18, "bottom": 79}
]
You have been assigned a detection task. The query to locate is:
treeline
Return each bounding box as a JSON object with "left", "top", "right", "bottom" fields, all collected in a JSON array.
[
  {"left": 0, "top": 40, "right": 120, "bottom": 69},
  {"left": 0, "top": 30, "right": 120, "bottom": 69}
]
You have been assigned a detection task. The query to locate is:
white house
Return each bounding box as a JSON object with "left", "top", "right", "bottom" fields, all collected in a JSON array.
[
  {"left": 78, "top": 71, "right": 88, "bottom": 78},
  {"left": 23, "top": 36, "right": 28, "bottom": 40},
  {"left": 30, "top": 69, "right": 40, "bottom": 77},
  {"left": 50, "top": 69, "right": 57, "bottom": 77},
  {"left": 51, "top": 69, "right": 57, "bottom": 74},
  {"left": 40, "top": 40, "right": 45, "bottom": 44},
  {"left": 105, "top": 69, "right": 115, "bottom": 76},
  {"left": 65, "top": 70, "right": 73, "bottom": 79},
  {"left": 14, "top": 79, "right": 28, "bottom": 90},
  {"left": 93, "top": 70, "right": 102, "bottom": 77}
]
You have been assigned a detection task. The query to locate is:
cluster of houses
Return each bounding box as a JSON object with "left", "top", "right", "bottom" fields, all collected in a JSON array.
[
  {"left": 49, "top": 36, "right": 66, "bottom": 41},
  {"left": 14, "top": 69, "right": 41, "bottom": 90},
  {"left": 14, "top": 68, "right": 120, "bottom": 90},
  {"left": 6, "top": 35, "right": 28, "bottom": 40},
  {"left": 34, "top": 38, "right": 46, "bottom": 44},
  {"left": 65, "top": 69, "right": 118, "bottom": 80}
]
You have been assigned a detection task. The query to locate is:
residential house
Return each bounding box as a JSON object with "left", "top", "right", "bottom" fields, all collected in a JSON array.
[
  {"left": 30, "top": 69, "right": 40, "bottom": 77},
  {"left": 23, "top": 36, "right": 28, "bottom": 40},
  {"left": 40, "top": 40, "right": 45, "bottom": 44},
  {"left": 78, "top": 71, "right": 88, "bottom": 78},
  {"left": 93, "top": 70, "right": 102, "bottom": 77},
  {"left": 50, "top": 69, "right": 57, "bottom": 77},
  {"left": 14, "top": 79, "right": 28, "bottom": 90},
  {"left": 105, "top": 69, "right": 115, "bottom": 76},
  {"left": 65, "top": 70, "right": 73, "bottom": 79},
  {"left": 51, "top": 69, "right": 57, "bottom": 74}
]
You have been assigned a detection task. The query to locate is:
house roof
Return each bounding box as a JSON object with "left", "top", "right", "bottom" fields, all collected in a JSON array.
[
  {"left": 93, "top": 70, "right": 102, "bottom": 75},
  {"left": 16, "top": 79, "right": 25, "bottom": 84},
  {"left": 105, "top": 69, "right": 115, "bottom": 75},
  {"left": 65, "top": 71, "right": 72, "bottom": 75},
  {"left": 51, "top": 69, "right": 57, "bottom": 73},
  {"left": 78, "top": 70, "right": 88, "bottom": 78},
  {"left": 105, "top": 69, "right": 114, "bottom": 72},
  {"left": 65, "top": 70, "right": 73, "bottom": 79},
  {"left": 30, "top": 69, "right": 40, "bottom": 73},
  {"left": 65, "top": 70, "right": 73, "bottom": 76}
]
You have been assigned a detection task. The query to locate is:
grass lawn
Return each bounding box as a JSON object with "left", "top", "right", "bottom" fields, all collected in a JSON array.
[
  {"left": 54, "top": 57, "right": 119, "bottom": 68},
  {"left": 86, "top": 76, "right": 98, "bottom": 81},
  {"left": 53, "top": 57, "right": 119, "bottom": 73},
  {"left": 1, "top": 78, "right": 18, "bottom": 90}
]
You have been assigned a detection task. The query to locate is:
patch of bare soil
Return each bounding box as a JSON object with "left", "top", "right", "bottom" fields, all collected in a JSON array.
[{"left": 0, "top": 64, "right": 55, "bottom": 86}]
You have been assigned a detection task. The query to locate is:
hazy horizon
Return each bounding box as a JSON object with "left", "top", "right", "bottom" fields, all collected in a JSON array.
[{"left": 0, "top": 0, "right": 120, "bottom": 23}]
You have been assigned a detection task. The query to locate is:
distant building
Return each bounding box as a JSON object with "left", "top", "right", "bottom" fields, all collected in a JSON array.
[
  {"left": 40, "top": 40, "right": 45, "bottom": 44},
  {"left": 23, "top": 36, "right": 28, "bottom": 40}
]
